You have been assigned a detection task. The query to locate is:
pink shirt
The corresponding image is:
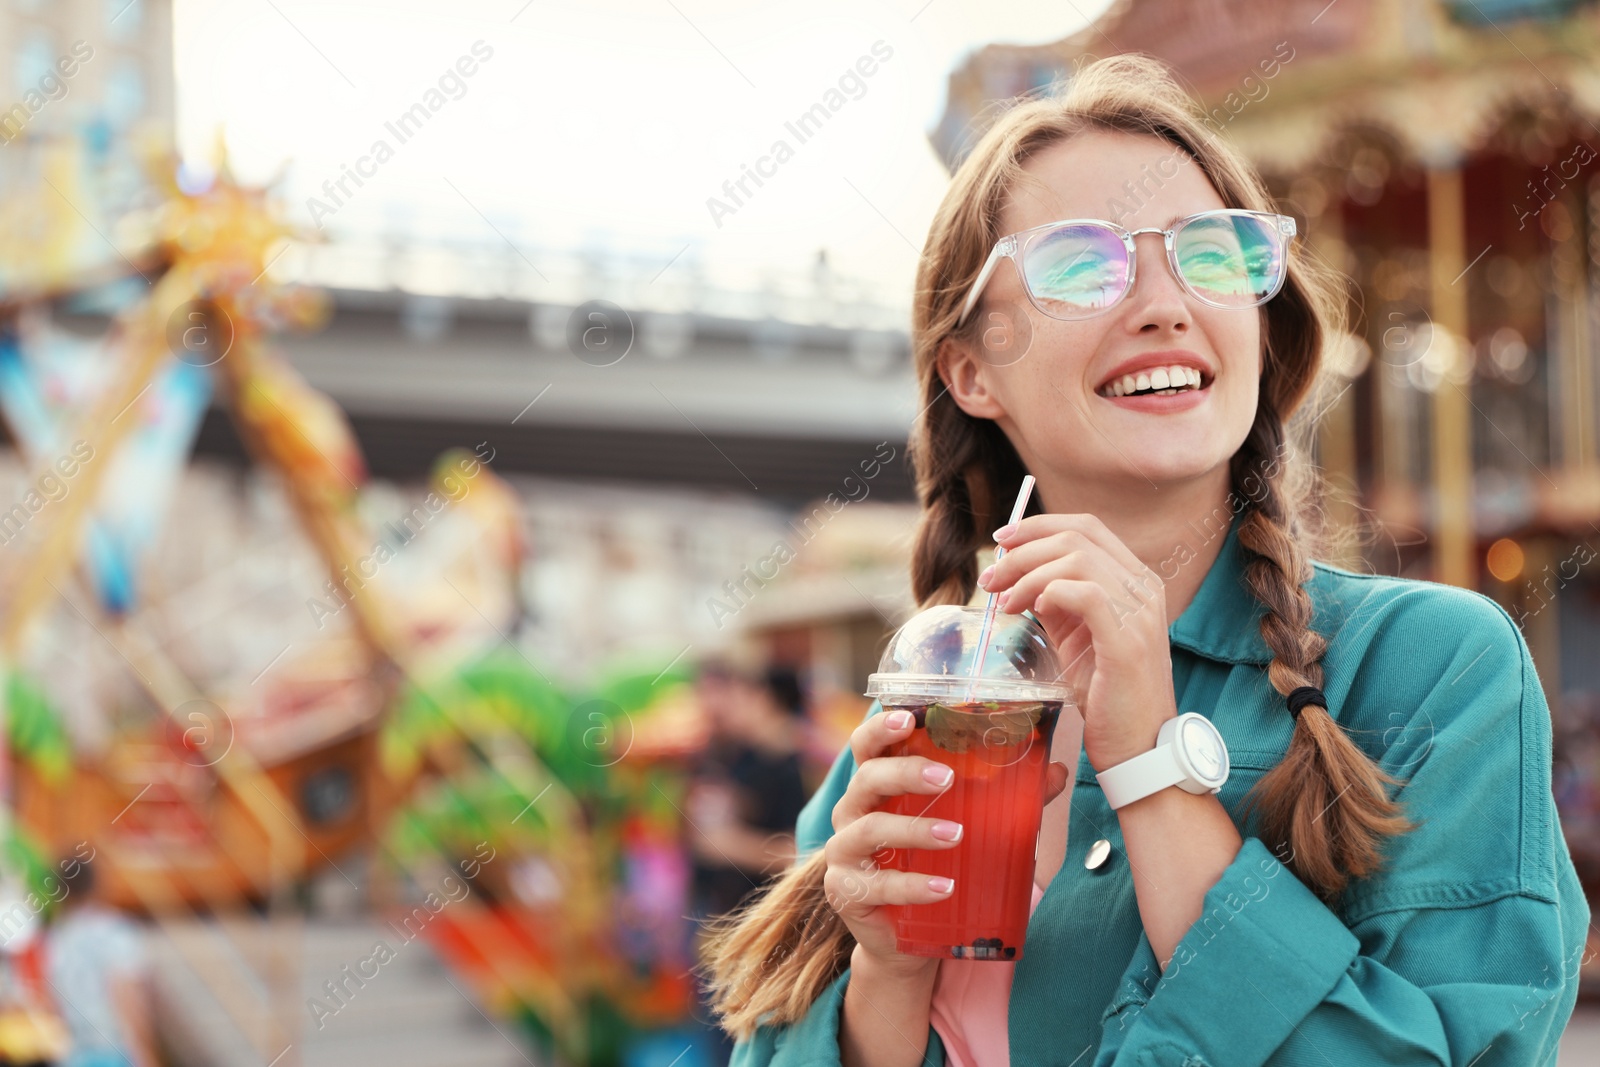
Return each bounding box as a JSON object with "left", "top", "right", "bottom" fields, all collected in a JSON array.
[{"left": 927, "top": 881, "right": 1046, "bottom": 1067}]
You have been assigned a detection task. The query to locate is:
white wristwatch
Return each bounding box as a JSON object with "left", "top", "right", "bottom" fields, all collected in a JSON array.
[{"left": 1095, "top": 713, "right": 1230, "bottom": 809}]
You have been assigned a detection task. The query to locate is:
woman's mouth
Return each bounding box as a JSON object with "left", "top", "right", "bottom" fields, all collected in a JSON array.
[{"left": 1096, "top": 365, "right": 1210, "bottom": 399}]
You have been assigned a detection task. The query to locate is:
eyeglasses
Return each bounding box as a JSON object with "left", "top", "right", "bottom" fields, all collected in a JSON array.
[{"left": 955, "top": 208, "right": 1297, "bottom": 328}]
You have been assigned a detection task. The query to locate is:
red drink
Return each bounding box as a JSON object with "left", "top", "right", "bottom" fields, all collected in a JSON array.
[{"left": 877, "top": 699, "right": 1061, "bottom": 960}]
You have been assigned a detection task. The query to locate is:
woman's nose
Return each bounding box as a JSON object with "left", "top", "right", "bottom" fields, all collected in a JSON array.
[{"left": 1122, "top": 232, "right": 1191, "bottom": 331}]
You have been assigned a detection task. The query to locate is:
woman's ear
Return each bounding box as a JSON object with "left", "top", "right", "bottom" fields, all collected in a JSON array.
[{"left": 936, "top": 335, "right": 1009, "bottom": 421}]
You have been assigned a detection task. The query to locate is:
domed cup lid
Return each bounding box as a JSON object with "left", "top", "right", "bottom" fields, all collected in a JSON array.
[{"left": 865, "top": 604, "right": 1073, "bottom": 705}]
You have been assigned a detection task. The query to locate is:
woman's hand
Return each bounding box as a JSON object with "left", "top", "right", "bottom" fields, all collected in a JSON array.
[
  {"left": 823, "top": 708, "right": 1069, "bottom": 975},
  {"left": 981, "top": 513, "right": 1178, "bottom": 773}
]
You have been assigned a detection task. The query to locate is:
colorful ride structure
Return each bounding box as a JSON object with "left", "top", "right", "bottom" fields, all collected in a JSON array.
[{"left": 0, "top": 147, "right": 708, "bottom": 1066}]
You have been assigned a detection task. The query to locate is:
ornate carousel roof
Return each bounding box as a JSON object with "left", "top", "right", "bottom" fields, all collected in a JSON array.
[{"left": 931, "top": 0, "right": 1600, "bottom": 175}]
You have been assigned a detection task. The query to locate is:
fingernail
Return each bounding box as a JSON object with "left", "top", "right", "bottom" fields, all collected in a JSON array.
[
  {"left": 928, "top": 876, "right": 955, "bottom": 893},
  {"left": 993, "top": 524, "right": 1016, "bottom": 542},
  {"left": 997, "top": 590, "right": 1011, "bottom": 610},
  {"left": 922, "top": 764, "right": 954, "bottom": 787},
  {"left": 887, "top": 711, "right": 913, "bottom": 730},
  {"left": 977, "top": 564, "right": 995, "bottom": 589},
  {"left": 930, "top": 821, "right": 963, "bottom": 842}
]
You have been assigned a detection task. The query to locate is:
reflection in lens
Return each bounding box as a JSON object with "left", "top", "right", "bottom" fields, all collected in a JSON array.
[
  {"left": 1022, "top": 224, "right": 1129, "bottom": 317},
  {"left": 1175, "top": 213, "right": 1283, "bottom": 306}
]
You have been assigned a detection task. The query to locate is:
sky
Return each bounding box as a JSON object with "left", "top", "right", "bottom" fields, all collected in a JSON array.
[{"left": 172, "top": 0, "right": 1110, "bottom": 306}]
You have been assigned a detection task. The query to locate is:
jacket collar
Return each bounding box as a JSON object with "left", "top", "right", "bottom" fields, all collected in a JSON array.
[{"left": 1167, "top": 511, "right": 1276, "bottom": 666}]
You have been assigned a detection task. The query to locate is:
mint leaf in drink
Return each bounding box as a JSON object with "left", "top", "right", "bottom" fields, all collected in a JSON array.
[{"left": 923, "top": 701, "right": 1043, "bottom": 754}]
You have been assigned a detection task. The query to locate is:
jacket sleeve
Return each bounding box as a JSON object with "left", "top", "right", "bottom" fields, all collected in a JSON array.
[
  {"left": 1091, "top": 594, "right": 1591, "bottom": 1066},
  {"left": 727, "top": 700, "right": 950, "bottom": 1067}
]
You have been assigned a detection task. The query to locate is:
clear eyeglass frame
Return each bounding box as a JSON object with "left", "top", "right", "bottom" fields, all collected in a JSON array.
[{"left": 955, "top": 208, "right": 1298, "bottom": 328}]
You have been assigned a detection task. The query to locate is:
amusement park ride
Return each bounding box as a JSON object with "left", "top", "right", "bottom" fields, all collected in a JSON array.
[{"left": 0, "top": 142, "right": 707, "bottom": 1065}]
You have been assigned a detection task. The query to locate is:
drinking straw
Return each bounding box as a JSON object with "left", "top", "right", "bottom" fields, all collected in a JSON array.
[{"left": 965, "top": 475, "right": 1036, "bottom": 702}]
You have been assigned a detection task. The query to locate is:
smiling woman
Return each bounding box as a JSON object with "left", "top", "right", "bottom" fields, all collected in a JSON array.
[{"left": 697, "top": 51, "right": 1588, "bottom": 1067}]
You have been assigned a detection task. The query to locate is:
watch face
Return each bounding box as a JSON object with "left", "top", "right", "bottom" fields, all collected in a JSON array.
[{"left": 1181, "top": 717, "right": 1227, "bottom": 783}]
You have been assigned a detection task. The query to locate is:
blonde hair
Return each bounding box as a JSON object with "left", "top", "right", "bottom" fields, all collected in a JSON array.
[{"left": 700, "top": 52, "right": 1411, "bottom": 1040}]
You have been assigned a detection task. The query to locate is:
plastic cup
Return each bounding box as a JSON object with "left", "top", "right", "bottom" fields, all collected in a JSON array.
[{"left": 865, "top": 604, "right": 1072, "bottom": 961}]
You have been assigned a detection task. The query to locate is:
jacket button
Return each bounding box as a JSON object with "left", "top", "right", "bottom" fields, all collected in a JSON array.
[{"left": 1085, "top": 838, "right": 1112, "bottom": 870}]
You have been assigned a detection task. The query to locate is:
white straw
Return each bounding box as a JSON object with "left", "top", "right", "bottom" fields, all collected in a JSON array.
[{"left": 965, "top": 475, "right": 1036, "bottom": 702}]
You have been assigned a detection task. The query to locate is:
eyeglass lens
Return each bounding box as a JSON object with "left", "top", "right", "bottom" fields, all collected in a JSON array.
[{"left": 1020, "top": 213, "right": 1286, "bottom": 318}]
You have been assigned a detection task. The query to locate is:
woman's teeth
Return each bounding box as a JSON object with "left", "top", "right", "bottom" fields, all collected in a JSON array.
[{"left": 1100, "top": 366, "right": 1205, "bottom": 398}]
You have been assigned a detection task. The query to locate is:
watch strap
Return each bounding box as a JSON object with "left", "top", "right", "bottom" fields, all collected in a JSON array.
[{"left": 1095, "top": 729, "right": 1187, "bottom": 809}]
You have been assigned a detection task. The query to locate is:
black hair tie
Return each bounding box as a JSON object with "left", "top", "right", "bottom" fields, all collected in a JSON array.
[{"left": 1286, "top": 686, "right": 1324, "bottom": 721}]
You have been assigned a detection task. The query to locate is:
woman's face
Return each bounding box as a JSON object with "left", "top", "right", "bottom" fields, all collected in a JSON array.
[{"left": 943, "top": 130, "right": 1263, "bottom": 497}]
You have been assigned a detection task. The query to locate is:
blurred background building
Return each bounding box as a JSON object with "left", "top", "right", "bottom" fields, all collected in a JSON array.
[
  {"left": 0, "top": 0, "right": 174, "bottom": 286},
  {"left": 0, "top": 1, "right": 1597, "bottom": 1065}
]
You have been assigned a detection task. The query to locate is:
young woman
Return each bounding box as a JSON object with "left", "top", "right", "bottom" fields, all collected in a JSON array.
[{"left": 701, "top": 54, "right": 1590, "bottom": 1067}]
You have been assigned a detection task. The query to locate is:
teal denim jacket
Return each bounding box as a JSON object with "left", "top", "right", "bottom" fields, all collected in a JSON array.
[{"left": 729, "top": 514, "right": 1590, "bottom": 1066}]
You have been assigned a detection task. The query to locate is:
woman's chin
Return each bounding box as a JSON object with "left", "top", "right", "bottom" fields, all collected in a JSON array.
[
  {"left": 1103, "top": 424, "right": 1243, "bottom": 481},
  {"left": 1114, "top": 450, "right": 1227, "bottom": 487}
]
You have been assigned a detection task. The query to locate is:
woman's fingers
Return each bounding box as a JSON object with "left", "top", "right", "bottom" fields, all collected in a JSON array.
[
  {"left": 983, "top": 528, "right": 1095, "bottom": 592},
  {"left": 848, "top": 706, "right": 917, "bottom": 769},
  {"left": 989, "top": 531, "right": 1162, "bottom": 620},
  {"left": 1001, "top": 553, "right": 1150, "bottom": 634},
  {"left": 836, "top": 706, "right": 954, "bottom": 827},
  {"left": 823, "top": 808, "right": 964, "bottom": 916},
  {"left": 823, "top": 864, "right": 956, "bottom": 915},
  {"left": 1042, "top": 760, "right": 1071, "bottom": 807},
  {"left": 826, "top": 809, "right": 964, "bottom": 867},
  {"left": 831, "top": 753, "right": 954, "bottom": 830},
  {"left": 824, "top": 761, "right": 1067, "bottom": 918},
  {"left": 995, "top": 513, "right": 1151, "bottom": 578},
  {"left": 1028, "top": 576, "right": 1158, "bottom": 670},
  {"left": 984, "top": 516, "right": 1165, "bottom": 626}
]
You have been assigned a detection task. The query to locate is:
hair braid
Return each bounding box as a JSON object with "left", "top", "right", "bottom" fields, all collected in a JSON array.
[
  {"left": 909, "top": 388, "right": 1028, "bottom": 607},
  {"left": 909, "top": 398, "right": 983, "bottom": 607},
  {"left": 1233, "top": 414, "right": 1413, "bottom": 903},
  {"left": 698, "top": 849, "right": 852, "bottom": 1039}
]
